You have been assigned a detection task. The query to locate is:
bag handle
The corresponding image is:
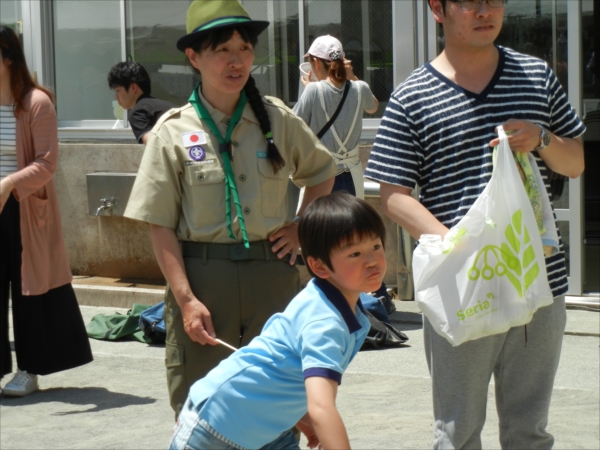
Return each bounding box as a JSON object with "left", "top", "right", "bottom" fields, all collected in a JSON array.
[{"left": 317, "top": 81, "right": 351, "bottom": 139}]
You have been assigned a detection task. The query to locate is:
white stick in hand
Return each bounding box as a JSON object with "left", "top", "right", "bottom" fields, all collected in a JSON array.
[{"left": 215, "top": 338, "right": 237, "bottom": 352}]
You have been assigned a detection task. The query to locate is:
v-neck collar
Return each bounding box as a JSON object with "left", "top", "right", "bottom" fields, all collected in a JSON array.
[
  {"left": 313, "top": 278, "right": 366, "bottom": 334},
  {"left": 425, "top": 46, "right": 505, "bottom": 103}
]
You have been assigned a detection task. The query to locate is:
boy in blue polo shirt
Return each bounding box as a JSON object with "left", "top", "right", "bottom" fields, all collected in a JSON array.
[{"left": 170, "top": 192, "right": 387, "bottom": 450}]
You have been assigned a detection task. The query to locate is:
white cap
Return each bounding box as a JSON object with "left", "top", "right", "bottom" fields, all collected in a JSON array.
[{"left": 304, "top": 35, "right": 345, "bottom": 61}]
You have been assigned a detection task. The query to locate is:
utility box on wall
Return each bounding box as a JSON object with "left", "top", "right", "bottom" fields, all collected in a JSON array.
[{"left": 86, "top": 172, "right": 136, "bottom": 217}]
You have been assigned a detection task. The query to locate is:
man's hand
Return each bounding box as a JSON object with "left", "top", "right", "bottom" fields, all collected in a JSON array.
[
  {"left": 489, "top": 119, "right": 542, "bottom": 152},
  {"left": 488, "top": 118, "right": 584, "bottom": 178},
  {"left": 0, "top": 177, "right": 15, "bottom": 214},
  {"left": 180, "top": 297, "right": 218, "bottom": 346},
  {"left": 296, "top": 413, "right": 321, "bottom": 449},
  {"left": 268, "top": 223, "right": 299, "bottom": 265}
]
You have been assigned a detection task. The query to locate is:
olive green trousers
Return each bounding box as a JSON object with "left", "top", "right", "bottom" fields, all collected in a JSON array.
[{"left": 165, "top": 253, "right": 300, "bottom": 417}]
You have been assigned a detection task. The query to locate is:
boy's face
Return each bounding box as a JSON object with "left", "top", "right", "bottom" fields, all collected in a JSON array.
[
  {"left": 113, "top": 84, "right": 138, "bottom": 110},
  {"left": 311, "top": 234, "right": 386, "bottom": 303}
]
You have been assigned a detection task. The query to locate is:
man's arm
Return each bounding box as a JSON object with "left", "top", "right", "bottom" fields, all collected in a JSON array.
[
  {"left": 380, "top": 182, "right": 449, "bottom": 241},
  {"left": 305, "top": 376, "right": 350, "bottom": 449},
  {"left": 489, "top": 119, "right": 584, "bottom": 178},
  {"left": 149, "top": 224, "right": 217, "bottom": 346}
]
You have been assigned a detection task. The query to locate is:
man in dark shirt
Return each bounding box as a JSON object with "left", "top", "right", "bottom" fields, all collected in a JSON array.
[{"left": 107, "top": 62, "right": 175, "bottom": 144}]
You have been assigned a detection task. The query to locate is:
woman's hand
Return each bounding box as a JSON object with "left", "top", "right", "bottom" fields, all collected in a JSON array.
[
  {"left": 180, "top": 297, "right": 218, "bottom": 346},
  {"left": 301, "top": 72, "right": 313, "bottom": 87},
  {"left": 344, "top": 59, "right": 358, "bottom": 81},
  {"left": 149, "top": 224, "right": 218, "bottom": 346},
  {"left": 0, "top": 177, "right": 15, "bottom": 214},
  {"left": 268, "top": 222, "right": 300, "bottom": 265}
]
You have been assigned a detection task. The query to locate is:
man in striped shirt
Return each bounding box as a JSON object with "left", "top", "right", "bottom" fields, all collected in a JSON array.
[{"left": 366, "top": 0, "right": 585, "bottom": 448}]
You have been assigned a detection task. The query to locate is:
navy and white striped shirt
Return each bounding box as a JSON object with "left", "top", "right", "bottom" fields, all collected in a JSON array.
[{"left": 366, "top": 47, "right": 586, "bottom": 297}]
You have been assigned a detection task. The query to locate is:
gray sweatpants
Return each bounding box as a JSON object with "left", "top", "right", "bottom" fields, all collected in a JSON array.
[{"left": 424, "top": 295, "right": 566, "bottom": 450}]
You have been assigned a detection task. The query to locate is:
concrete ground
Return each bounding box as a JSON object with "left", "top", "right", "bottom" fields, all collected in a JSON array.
[{"left": 1, "top": 300, "right": 598, "bottom": 450}]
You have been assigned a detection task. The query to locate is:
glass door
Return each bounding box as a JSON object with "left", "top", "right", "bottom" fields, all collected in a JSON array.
[{"left": 581, "top": 0, "right": 600, "bottom": 294}]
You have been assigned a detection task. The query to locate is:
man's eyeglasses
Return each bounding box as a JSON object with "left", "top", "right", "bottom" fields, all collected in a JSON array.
[{"left": 450, "top": 0, "right": 508, "bottom": 11}]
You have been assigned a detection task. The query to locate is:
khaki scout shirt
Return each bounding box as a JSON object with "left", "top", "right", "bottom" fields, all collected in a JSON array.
[{"left": 124, "top": 91, "right": 336, "bottom": 243}]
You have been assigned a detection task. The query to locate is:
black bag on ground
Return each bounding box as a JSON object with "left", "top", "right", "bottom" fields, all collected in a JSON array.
[{"left": 361, "top": 310, "right": 409, "bottom": 350}]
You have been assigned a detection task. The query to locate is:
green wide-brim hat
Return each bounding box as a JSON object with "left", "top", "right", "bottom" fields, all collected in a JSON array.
[{"left": 176, "top": 0, "right": 269, "bottom": 52}]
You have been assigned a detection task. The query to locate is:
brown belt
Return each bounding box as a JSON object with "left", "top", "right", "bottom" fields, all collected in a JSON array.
[{"left": 181, "top": 240, "right": 292, "bottom": 263}]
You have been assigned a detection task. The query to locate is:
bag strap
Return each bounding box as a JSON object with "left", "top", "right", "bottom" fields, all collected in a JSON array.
[{"left": 316, "top": 81, "right": 351, "bottom": 139}]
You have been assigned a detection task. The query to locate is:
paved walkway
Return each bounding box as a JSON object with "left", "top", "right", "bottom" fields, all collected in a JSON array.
[{"left": 1, "top": 301, "right": 598, "bottom": 449}]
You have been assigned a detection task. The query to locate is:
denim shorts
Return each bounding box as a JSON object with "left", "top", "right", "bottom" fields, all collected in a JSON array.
[{"left": 169, "top": 399, "right": 300, "bottom": 450}]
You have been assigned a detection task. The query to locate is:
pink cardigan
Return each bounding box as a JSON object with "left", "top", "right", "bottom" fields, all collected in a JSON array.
[{"left": 9, "top": 89, "right": 72, "bottom": 296}]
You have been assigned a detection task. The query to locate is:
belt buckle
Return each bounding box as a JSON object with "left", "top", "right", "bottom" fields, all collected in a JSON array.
[{"left": 230, "top": 243, "right": 249, "bottom": 261}]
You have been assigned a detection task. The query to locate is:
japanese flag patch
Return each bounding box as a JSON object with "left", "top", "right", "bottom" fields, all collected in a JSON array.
[{"left": 182, "top": 131, "right": 207, "bottom": 148}]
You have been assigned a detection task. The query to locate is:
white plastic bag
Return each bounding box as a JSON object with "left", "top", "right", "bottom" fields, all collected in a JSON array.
[{"left": 412, "top": 126, "right": 554, "bottom": 346}]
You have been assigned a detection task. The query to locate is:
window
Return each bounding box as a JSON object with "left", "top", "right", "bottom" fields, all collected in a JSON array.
[
  {"left": 48, "top": 0, "right": 393, "bottom": 124},
  {"left": 304, "top": 0, "right": 393, "bottom": 116},
  {"left": 53, "top": 1, "right": 122, "bottom": 121}
]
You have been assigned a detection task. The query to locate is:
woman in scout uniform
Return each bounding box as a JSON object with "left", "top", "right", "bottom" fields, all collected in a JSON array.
[{"left": 124, "top": 0, "right": 335, "bottom": 417}]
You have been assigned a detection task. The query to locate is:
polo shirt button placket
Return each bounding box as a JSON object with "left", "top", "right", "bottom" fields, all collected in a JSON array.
[
  {"left": 243, "top": 207, "right": 251, "bottom": 215},
  {"left": 239, "top": 174, "right": 247, "bottom": 182}
]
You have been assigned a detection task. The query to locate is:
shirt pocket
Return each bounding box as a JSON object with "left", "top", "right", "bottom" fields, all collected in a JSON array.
[
  {"left": 257, "top": 158, "right": 289, "bottom": 218},
  {"left": 183, "top": 165, "right": 226, "bottom": 228}
]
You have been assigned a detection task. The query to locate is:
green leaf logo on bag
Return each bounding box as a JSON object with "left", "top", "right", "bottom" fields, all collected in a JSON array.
[{"left": 467, "top": 209, "right": 540, "bottom": 298}]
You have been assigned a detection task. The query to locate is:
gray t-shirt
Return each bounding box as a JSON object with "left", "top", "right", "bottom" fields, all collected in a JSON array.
[{"left": 293, "top": 80, "right": 375, "bottom": 154}]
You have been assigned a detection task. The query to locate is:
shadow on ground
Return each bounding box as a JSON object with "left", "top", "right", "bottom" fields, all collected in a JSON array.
[{"left": 0, "top": 387, "right": 156, "bottom": 414}]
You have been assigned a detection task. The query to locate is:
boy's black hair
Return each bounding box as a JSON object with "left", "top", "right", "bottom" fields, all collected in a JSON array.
[
  {"left": 107, "top": 61, "right": 151, "bottom": 95},
  {"left": 187, "top": 26, "right": 286, "bottom": 174},
  {"left": 298, "top": 192, "right": 386, "bottom": 278}
]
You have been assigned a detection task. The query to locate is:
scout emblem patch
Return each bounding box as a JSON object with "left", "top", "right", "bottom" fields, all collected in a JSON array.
[
  {"left": 189, "top": 146, "right": 206, "bottom": 161},
  {"left": 182, "top": 130, "right": 207, "bottom": 147}
]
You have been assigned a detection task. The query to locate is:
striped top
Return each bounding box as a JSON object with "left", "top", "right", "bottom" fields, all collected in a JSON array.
[
  {"left": 366, "top": 47, "right": 586, "bottom": 297},
  {"left": 0, "top": 105, "right": 17, "bottom": 180}
]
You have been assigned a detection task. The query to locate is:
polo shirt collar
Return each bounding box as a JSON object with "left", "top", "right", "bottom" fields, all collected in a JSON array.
[
  {"left": 313, "top": 278, "right": 366, "bottom": 334},
  {"left": 197, "top": 86, "right": 259, "bottom": 127}
]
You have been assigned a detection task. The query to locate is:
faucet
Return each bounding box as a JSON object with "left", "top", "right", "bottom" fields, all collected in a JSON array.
[{"left": 95, "top": 198, "right": 114, "bottom": 216}]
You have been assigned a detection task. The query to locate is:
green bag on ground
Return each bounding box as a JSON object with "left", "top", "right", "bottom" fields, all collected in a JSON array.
[{"left": 86, "top": 303, "right": 152, "bottom": 344}]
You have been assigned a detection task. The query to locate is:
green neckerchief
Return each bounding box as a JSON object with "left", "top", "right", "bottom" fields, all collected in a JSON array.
[{"left": 189, "top": 85, "right": 250, "bottom": 248}]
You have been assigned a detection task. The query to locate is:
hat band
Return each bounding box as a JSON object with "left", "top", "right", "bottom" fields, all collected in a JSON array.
[{"left": 193, "top": 16, "right": 253, "bottom": 34}]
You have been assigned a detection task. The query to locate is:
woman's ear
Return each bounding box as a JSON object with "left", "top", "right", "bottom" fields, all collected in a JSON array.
[
  {"left": 185, "top": 48, "right": 202, "bottom": 72},
  {"left": 307, "top": 256, "right": 332, "bottom": 280}
]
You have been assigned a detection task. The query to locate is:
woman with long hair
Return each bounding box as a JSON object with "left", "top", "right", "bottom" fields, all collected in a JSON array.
[
  {"left": 0, "top": 25, "right": 93, "bottom": 397},
  {"left": 123, "top": 0, "right": 335, "bottom": 417}
]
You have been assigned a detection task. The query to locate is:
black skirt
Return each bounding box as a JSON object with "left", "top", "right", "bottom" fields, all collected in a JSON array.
[{"left": 0, "top": 194, "right": 93, "bottom": 377}]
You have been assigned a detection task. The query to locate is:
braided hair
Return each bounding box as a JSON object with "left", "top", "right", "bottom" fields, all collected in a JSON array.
[
  {"left": 188, "top": 26, "right": 285, "bottom": 173},
  {"left": 244, "top": 76, "right": 285, "bottom": 173}
]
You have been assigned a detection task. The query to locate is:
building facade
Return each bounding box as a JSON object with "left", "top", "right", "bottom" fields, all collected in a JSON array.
[{"left": 2, "top": 0, "right": 598, "bottom": 295}]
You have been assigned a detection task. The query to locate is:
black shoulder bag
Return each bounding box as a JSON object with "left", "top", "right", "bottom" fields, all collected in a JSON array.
[{"left": 316, "top": 81, "right": 351, "bottom": 139}]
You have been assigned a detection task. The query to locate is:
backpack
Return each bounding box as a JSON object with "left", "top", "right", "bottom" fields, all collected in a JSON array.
[
  {"left": 86, "top": 303, "right": 152, "bottom": 343},
  {"left": 139, "top": 301, "right": 166, "bottom": 344},
  {"left": 359, "top": 293, "right": 409, "bottom": 350}
]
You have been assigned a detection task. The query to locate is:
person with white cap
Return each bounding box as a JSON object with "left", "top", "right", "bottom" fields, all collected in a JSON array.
[
  {"left": 124, "top": 0, "right": 336, "bottom": 418},
  {"left": 294, "top": 36, "right": 396, "bottom": 313},
  {"left": 293, "top": 35, "right": 378, "bottom": 200}
]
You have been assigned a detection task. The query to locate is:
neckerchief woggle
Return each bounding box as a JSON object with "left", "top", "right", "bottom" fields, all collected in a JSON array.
[{"left": 188, "top": 85, "right": 250, "bottom": 248}]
